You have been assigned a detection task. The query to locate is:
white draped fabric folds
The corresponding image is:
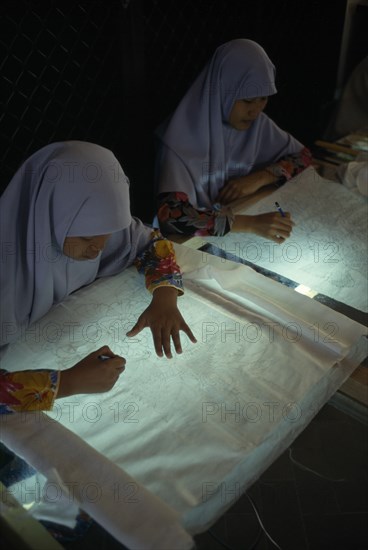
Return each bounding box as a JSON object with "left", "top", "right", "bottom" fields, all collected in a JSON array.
[{"left": 1, "top": 245, "right": 366, "bottom": 539}]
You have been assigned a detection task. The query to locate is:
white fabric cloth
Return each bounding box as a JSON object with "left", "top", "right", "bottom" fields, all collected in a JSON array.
[
  {"left": 0, "top": 411, "right": 193, "bottom": 550},
  {"left": 204, "top": 166, "right": 368, "bottom": 312},
  {"left": 1, "top": 246, "right": 366, "bottom": 536}
]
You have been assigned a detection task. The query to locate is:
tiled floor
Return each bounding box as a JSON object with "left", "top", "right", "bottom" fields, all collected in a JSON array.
[
  {"left": 60, "top": 400, "right": 368, "bottom": 550},
  {"left": 1, "top": 400, "right": 367, "bottom": 550}
]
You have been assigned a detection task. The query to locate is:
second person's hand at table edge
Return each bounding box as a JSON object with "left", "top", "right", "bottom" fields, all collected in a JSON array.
[{"left": 126, "top": 286, "right": 197, "bottom": 359}]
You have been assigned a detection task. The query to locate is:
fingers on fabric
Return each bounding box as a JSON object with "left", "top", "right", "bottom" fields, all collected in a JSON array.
[
  {"left": 126, "top": 318, "right": 146, "bottom": 337},
  {"left": 151, "top": 325, "right": 166, "bottom": 358},
  {"left": 161, "top": 328, "right": 174, "bottom": 359},
  {"left": 151, "top": 324, "right": 198, "bottom": 358},
  {"left": 171, "top": 332, "right": 183, "bottom": 354},
  {"left": 127, "top": 315, "right": 197, "bottom": 358},
  {"left": 181, "top": 322, "right": 197, "bottom": 344}
]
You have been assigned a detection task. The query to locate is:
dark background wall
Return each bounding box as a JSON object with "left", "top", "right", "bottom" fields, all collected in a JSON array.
[{"left": 1, "top": 0, "right": 364, "bottom": 223}]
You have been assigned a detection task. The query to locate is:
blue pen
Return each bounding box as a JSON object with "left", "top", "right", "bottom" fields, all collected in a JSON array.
[{"left": 275, "top": 201, "right": 285, "bottom": 217}]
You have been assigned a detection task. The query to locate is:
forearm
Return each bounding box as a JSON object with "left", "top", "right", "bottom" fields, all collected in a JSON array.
[
  {"left": 157, "top": 192, "right": 233, "bottom": 237},
  {"left": 57, "top": 369, "right": 74, "bottom": 398},
  {"left": 232, "top": 215, "right": 255, "bottom": 232},
  {"left": 243, "top": 169, "right": 278, "bottom": 191}
]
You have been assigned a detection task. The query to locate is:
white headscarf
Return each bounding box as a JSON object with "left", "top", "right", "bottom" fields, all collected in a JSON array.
[
  {"left": 1, "top": 141, "right": 151, "bottom": 347},
  {"left": 157, "top": 39, "right": 304, "bottom": 208}
]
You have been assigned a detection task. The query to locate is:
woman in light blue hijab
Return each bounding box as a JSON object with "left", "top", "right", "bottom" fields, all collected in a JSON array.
[
  {"left": 156, "top": 39, "right": 312, "bottom": 241},
  {"left": 0, "top": 141, "right": 196, "bottom": 413}
]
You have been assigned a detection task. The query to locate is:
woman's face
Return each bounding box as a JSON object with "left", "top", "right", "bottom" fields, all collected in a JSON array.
[
  {"left": 63, "top": 234, "right": 111, "bottom": 260},
  {"left": 228, "top": 96, "right": 268, "bottom": 130}
]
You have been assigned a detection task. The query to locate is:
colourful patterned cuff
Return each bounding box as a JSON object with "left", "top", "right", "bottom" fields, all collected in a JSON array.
[
  {"left": 135, "top": 230, "right": 184, "bottom": 295},
  {"left": 212, "top": 204, "right": 235, "bottom": 236},
  {"left": 158, "top": 192, "right": 232, "bottom": 237},
  {"left": 266, "top": 147, "right": 313, "bottom": 184},
  {"left": 0, "top": 369, "right": 59, "bottom": 414}
]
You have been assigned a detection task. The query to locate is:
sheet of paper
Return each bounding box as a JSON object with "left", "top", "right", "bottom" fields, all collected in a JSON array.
[{"left": 204, "top": 167, "right": 368, "bottom": 312}]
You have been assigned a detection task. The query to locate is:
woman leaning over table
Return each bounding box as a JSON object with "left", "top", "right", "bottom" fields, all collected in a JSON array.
[{"left": 0, "top": 141, "right": 196, "bottom": 414}]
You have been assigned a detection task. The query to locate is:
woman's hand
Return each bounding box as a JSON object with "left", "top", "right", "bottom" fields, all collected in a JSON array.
[
  {"left": 58, "top": 346, "right": 125, "bottom": 397},
  {"left": 216, "top": 170, "right": 276, "bottom": 204},
  {"left": 126, "top": 287, "right": 197, "bottom": 358},
  {"left": 233, "top": 212, "right": 294, "bottom": 243}
]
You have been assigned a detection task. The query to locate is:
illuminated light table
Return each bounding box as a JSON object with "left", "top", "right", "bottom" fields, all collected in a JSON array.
[
  {"left": 1, "top": 244, "right": 367, "bottom": 545},
  {"left": 185, "top": 165, "right": 368, "bottom": 409},
  {"left": 201, "top": 166, "right": 368, "bottom": 316}
]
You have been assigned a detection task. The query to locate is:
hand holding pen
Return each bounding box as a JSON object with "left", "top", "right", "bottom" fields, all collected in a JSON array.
[
  {"left": 57, "top": 346, "right": 126, "bottom": 398},
  {"left": 275, "top": 201, "right": 285, "bottom": 217},
  {"left": 248, "top": 200, "right": 294, "bottom": 243},
  {"left": 271, "top": 201, "right": 294, "bottom": 242}
]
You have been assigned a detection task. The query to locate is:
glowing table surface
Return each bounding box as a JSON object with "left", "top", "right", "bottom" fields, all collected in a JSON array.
[
  {"left": 202, "top": 166, "right": 368, "bottom": 314},
  {"left": 1, "top": 245, "right": 367, "bottom": 542}
]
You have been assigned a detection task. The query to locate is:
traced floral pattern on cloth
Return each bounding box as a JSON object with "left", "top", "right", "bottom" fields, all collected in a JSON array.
[{"left": 0, "top": 230, "right": 183, "bottom": 413}]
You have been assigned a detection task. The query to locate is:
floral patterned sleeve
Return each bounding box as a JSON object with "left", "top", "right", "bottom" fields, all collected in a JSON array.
[
  {"left": 265, "top": 147, "right": 312, "bottom": 185},
  {"left": 0, "top": 369, "right": 59, "bottom": 414},
  {"left": 134, "top": 229, "right": 184, "bottom": 294},
  {"left": 157, "top": 192, "right": 234, "bottom": 237},
  {"left": 156, "top": 148, "right": 311, "bottom": 238}
]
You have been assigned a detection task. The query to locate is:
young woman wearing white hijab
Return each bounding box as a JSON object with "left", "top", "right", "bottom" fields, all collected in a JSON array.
[
  {"left": 156, "top": 39, "right": 312, "bottom": 242},
  {"left": 0, "top": 141, "right": 196, "bottom": 413}
]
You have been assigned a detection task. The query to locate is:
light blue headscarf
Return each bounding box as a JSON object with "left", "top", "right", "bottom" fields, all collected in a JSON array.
[
  {"left": 0, "top": 141, "right": 151, "bottom": 347},
  {"left": 157, "top": 39, "right": 304, "bottom": 208}
]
